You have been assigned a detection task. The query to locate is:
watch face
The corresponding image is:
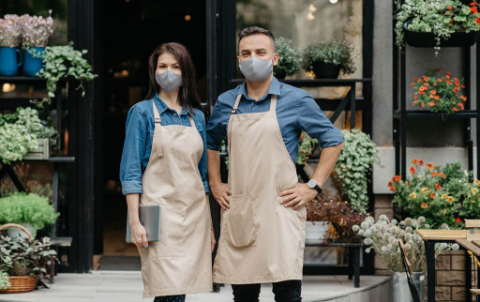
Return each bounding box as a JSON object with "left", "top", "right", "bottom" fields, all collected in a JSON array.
[{"left": 307, "top": 179, "right": 316, "bottom": 188}]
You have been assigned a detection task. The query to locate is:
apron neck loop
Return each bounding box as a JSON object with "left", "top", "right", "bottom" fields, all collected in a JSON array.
[
  {"left": 152, "top": 100, "right": 162, "bottom": 124},
  {"left": 189, "top": 116, "right": 197, "bottom": 129},
  {"left": 269, "top": 95, "right": 278, "bottom": 112},
  {"left": 231, "top": 94, "right": 242, "bottom": 115}
]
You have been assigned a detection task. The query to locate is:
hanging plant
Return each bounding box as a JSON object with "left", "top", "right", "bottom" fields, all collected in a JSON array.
[
  {"left": 335, "top": 129, "right": 380, "bottom": 213},
  {"left": 37, "top": 42, "right": 97, "bottom": 104}
]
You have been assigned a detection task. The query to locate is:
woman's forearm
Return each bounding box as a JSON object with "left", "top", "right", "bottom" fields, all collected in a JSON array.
[{"left": 126, "top": 193, "right": 141, "bottom": 225}]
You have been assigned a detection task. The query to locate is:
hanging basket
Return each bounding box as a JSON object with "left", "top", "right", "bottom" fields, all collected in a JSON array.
[
  {"left": 0, "top": 223, "right": 38, "bottom": 294},
  {"left": 403, "top": 21, "right": 480, "bottom": 48}
]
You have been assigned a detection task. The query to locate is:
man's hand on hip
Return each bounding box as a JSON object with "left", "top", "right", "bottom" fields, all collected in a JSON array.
[{"left": 279, "top": 184, "right": 317, "bottom": 210}]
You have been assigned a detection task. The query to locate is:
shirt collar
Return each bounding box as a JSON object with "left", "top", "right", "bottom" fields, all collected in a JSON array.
[
  {"left": 239, "top": 76, "right": 281, "bottom": 102},
  {"left": 153, "top": 94, "right": 189, "bottom": 116}
]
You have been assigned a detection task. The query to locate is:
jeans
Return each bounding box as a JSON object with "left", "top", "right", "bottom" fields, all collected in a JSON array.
[
  {"left": 153, "top": 295, "right": 186, "bottom": 302},
  {"left": 232, "top": 280, "right": 302, "bottom": 302}
]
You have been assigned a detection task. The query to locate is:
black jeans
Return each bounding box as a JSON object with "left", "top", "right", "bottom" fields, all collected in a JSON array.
[
  {"left": 232, "top": 280, "right": 302, "bottom": 302},
  {"left": 153, "top": 295, "right": 186, "bottom": 302}
]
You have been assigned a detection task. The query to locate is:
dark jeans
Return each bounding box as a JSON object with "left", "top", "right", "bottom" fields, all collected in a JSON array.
[
  {"left": 232, "top": 280, "right": 302, "bottom": 302},
  {"left": 153, "top": 295, "right": 186, "bottom": 302}
]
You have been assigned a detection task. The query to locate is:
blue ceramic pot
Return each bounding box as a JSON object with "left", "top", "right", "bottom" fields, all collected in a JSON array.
[
  {"left": 23, "top": 47, "right": 45, "bottom": 77},
  {"left": 0, "top": 47, "right": 23, "bottom": 76}
]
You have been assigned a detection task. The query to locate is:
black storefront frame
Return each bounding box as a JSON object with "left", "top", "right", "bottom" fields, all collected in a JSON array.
[{"left": 207, "top": 0, "right": 375, "bottom": 276}]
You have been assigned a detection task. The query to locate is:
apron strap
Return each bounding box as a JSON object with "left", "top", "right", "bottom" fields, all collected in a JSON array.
[
  {"left": 189, "top": 116, "right": 197, "bottom": 129},
  {"left": 152, "top": 100, "right": 163, "bottom": 157},
  {"left": 231, "top": 94, "right": 243, "bottom": 114},
  {"left": 270, "top": 95, "right": 278, "bottom": 112}
]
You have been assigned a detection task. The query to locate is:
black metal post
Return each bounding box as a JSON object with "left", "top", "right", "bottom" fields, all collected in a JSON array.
[{"left": 426, "top": 241, "right": 436, "bottom": 302}]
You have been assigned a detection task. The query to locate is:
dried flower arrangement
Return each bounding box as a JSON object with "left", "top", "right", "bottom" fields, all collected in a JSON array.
[
  {"left": 18, "top": 11, "right": 54, "bottom": 48},
  {"left": 0, "top": 15, "right": 22, "bottom": 47}
]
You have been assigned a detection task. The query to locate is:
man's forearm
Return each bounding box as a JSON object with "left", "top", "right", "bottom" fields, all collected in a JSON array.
[
  {"left": 311, "top": 143, "right": 343, "bottom": 187},
  {"left": 207, "top": 149, "right": 222, "bottom": 186}
]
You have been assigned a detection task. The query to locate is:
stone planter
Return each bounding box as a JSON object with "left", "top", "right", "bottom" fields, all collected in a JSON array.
[{"left": 305, "top": 221, "right": 329, "bottom": 240}]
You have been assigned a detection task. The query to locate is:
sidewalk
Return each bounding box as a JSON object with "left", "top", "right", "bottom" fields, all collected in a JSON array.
[{"left": 0, "top": 272, "right": 391, "bottom": 302}]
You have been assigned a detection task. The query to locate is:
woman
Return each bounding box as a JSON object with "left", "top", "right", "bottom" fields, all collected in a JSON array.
[{"left": 120, "top": 42, "right": 214, "bottom": 302}]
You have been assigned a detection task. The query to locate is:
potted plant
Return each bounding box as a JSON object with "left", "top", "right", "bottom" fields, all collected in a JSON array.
[
  {"left": 0, "top": 15, "right": 22, "bottom": 76},
  {"left": 305, "top": 193, "right": 332, "bottom": 241},
  {"left": 353, "top": 215, "right": 459, "bottom": 302},
  {"left": 396, "top": 0, "right": 480, "bottom": 55},
  {"left": 0, "top": 224, "right": 58, "bottom": 293},
  {"left": 411, "top": 68, "right": 466, "bottom": 114},
  {"left": 0, "top": 272, "right": 10, "bottom": 291},
  {"left": 18, "top": 11, "right": 54, "bottom": 77},
  {"left": 297, "top": 131, "right": 317, "bottom": 165},
  {"left": 274, "top": 37, "right": 302, "bottom": 79},
  {"left": 38, "top": 42, "right": 97, "bottom": 103},
  {"left": 389, "top": 160, "right": 467, "bottom": 229},
  {"left": 334, "top": 129, "right": 380, "bottom": 213},
  {"left": 0, "top": 193, "right": 59, "bottom": 238},
  {"left": 302, "top": 41, "right": 356, "bottom": 79},
  {"left": 0, "top": 107, "right": 57, "bottom": 164}
]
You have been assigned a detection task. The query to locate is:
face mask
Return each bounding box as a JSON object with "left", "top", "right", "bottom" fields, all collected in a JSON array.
[
  {"left": 155, "top": 70, "right": 183, "bottom": 93},
  {"left": 238, "top": 55, "right": 274, "bottom": 82}
]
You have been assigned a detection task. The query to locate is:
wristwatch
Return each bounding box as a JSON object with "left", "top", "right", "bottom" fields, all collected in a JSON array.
[{"left": 307, "top": 179, "right": 323, "bottom": 194}]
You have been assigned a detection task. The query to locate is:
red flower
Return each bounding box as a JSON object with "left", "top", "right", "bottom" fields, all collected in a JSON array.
[
  {"left": 392, "top": 175, "right": 401, "bottom": 182},
  {"left": 419, "top": 159, "right": 424, "bottom": 165},
  {"left": 430, "top": 192, "right": 436, "bottom": 199},
  {"left": 456, "top": 217, "right": 462, "bottom": 223},
  {"left": 410, "top": 166, "right": 416, "bottom": 174},
  {"left": 435, "top": 183, "right": 441, "bottom": 190},
  {"left": 390, "top": 186, "right": 396, "bottom": 192},
  {"left": 471, "top": 7, "right": 478, "bottom": 14},
  {"left": 450, "top": 19, "right": 454, "bottom": 23},
  {"left": 448, "top": 5, "right": 453, "bottom": 10},
  {"left": 477, "top": 17, "right": 480, "bottom": 24},
  {"left": 471, "top": 2, "right": 477, "bottom": 7},
  {"left": 388, "top": 181, "right": 393, "bottom": 187},
  {"left": 453, "top": 107, "right": 459, "bottom": 112}
]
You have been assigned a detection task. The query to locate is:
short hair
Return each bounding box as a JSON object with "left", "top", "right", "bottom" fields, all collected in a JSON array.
[{"left": 238, "top": 26, "right": 276, "bottom": 51}]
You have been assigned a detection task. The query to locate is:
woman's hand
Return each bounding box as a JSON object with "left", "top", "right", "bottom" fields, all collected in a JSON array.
[
  {"left": 211, "top": 182, "right": 232, "bottom": 210},
  {"left": 211, "top": 228, "right": 216, "bottom": 253},
  {"left": 130, "top": 222, "right": 148, "bottom": 248}
]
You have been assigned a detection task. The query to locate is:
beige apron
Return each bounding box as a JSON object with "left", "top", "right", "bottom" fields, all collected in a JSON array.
[
  {"left": 213, "top": 94, "right": 307, "bottom": 284},
  {"left": 137, "top": 100, "right": 213, "bottom": 297}
]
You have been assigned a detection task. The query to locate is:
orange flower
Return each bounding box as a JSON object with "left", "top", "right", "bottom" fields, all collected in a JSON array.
[
  {"left": 421, "top": 103, "right": 425, "bottom": 108},
  {"left": 437, "top": 78, "right": 442, "bottom": 83},
  {"left": 419, "top": 86, "right": 425, "bottom": 92},
  {"left": 454, "top": 87, "right": 459, "bottom": 93},
  {"left": 412, "top": 159, "right": 418, "bottom": 165},
  {"left": 426, "top": 162, "right": 434, "bottom": 169},
  {"left": 419, "top": 159, "right": 424, "bottom": 165},
  {"left": 413, "top": 77, "right": 417, "bottom": 81},
  {"left": 429, "top": 95, "right": 434, "bottom": 99},
  {"left": 448, "top": 5, "right": 453, "bottom": 9},
  {"left": 419, "top": 79, "right": 423, "bottom": 83},
  {"left": 440, "top": 172, "right": 446, "bottom": 179},
  {"left": 429, "top": 101, "right": 435, "bottom": 106},
  {"left": 431, "top": 171, "right": 439, "bottom": 177},
  {"left": 430, "top": 192, "right": 436, "bottom": 199},
  {"left": 390, "top": 186, "right": 396, "bottom": 192},
  {"left": 453, "top": 107, "right": 458, "bottom": 112},
  {"left": 424, "top": 76, "right": 429, "bottom": 81},
  {"left": 410, "top": 166, "right": 416, "bottom": 174},
  {"left": 412, "top": 101, "right": 416, "bottom": 106},
  {"left": 458, "top": 102, "right": 464, "bottom": 110},
  {"left": 435, "top": 183, "right": 441, "bottom": 190},
  {"left": 435, "top": 96, "right": 439, "bottom": 100},
  {"left": 447, "top": 72, "right": 452, "bottom": 76},
  {"left": 461, "top": 84, "right": 466, "bottom": 88},
  {"left": 446, "top": 75, "right": 451, "bottom": 80},
  {"left": 393, "top": 175, "right": 401, "bottom": 182},
  {"left": 410, "top": 82, "right": 415, "bottom": 87},
  {"left": 421, "top": 203, "right": 428, "bottom": 209},
  {"left": 461, "top": 95, "right": 467, "bottom": 101},
  {"left": 431, "top": 90, "right": 437, "bottom": 95},
  {"left": 471, "top": 7, "right": 478, "bottom": 14},
  {"left": 477, "top": 17, "right": 480, "bottom": 24},
  {"left": 471, "top": 2, "right": 477, "bottom": 6},
  {"left": 388, "top": 181, "right": 393, "bottom": 187}
]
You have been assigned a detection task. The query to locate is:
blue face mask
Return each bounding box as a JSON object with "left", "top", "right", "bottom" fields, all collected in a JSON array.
[
  {"left": 155, "top": 70, "right": 183, "bottom": 93},
  {"left": 238, "top": 55, "right": 274, "bottom": 82}
]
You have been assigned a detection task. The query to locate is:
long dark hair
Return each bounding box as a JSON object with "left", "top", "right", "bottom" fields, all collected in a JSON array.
[{"left": 146, "top": 42, "right": 201, "bottom": 113}]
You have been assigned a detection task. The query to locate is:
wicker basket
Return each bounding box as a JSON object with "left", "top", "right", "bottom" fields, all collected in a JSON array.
[{"left": 0, "top": 223, "right": 38, "bottom": 294}]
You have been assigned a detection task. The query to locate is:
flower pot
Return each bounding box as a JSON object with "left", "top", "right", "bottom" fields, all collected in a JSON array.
[
  {"left": 0, "top": 275, "right": 38, "bottom": 293},
  {"left": 312, "top": 62, "right": 341, "bottom": 79},
  {"left": 23, "top": 138, "right": 50, "bottom": 160},
  {"left": 23, "top": 47, "right": 45, "bottom": 77},
  {"left": 392, "top": 271, "right": 425, "bottom": 302},
  {"left": 403, "top": 22, "right": 480, "bottom": 48},
  {"left": 0, "top": 47, "right": 23, "bottom": 76},
  {"left": 7, "top": 223, "right": 37, "bottom": 239},
  {"left": 274, "top": 69, "right": 287, "bottom": 80},
  {"left": 305, "top": 221, "right": 329, "bottom": 240}
]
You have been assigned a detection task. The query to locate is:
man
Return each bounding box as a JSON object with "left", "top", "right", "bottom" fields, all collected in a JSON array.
[{"left": 206, "top": 26, "right": 344, "bottom": 302}]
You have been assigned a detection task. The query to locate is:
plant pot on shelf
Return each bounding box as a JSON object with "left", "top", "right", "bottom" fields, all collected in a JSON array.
[
  {"left": 312, "top": 62, "right": 341, "bottom": 79},
  {"left": 23, "top": 47, "right": 45, "bottom": 77},
  {"left": 391, "top": 271, "right": 425, "bottom": 302},
  {"left": 305, "top": 221, "right": 329, "bottom": 240},
  {"left": 6, "top": 223, "right": 37, "bottom": 239},
  {"left": 403, "top": 22, "right": 480, "bottom": 48},
  {"left": 0, "top": 47, "right": 22, "bottom": 76},
  {"left": 23, "top": 138, "right": 50, "bottom": 160}
]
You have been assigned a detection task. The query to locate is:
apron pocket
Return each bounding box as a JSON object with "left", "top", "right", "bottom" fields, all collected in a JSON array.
[
  {"left": 149, "top": 206, "right": 185, "bottom": 258},
  {"left": 224, "top": 193, "right": 258, "bottom": 248}
]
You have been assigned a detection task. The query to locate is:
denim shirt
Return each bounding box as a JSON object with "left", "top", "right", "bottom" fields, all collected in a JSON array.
[
  {"left": 120, "top": 94, "right": 209, "bottom": 195},
  {"left": 206, "top": 77, "right": 344, "bottom": 163}
]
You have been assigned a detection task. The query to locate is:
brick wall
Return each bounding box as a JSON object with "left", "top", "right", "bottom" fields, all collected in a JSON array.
[{"left": 374, "top": 194, "right": 474, "bottom": 302}]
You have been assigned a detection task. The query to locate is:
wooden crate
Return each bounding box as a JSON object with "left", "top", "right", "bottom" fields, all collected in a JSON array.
[{"left": 23, "top": 138, "right": 50, "bottom": 160}]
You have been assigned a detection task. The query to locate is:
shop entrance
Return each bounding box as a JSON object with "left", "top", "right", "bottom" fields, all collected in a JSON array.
[{"left": 95, "top": 0, "right": 207, "bottom": 270}]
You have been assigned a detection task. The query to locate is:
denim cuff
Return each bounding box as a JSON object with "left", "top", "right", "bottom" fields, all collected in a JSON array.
[
  {"left": 122, "top": 180, "right": 143, "bottom": 195},
  {"left": 203, "top": 180, "right": 211, "bottom": 194}
]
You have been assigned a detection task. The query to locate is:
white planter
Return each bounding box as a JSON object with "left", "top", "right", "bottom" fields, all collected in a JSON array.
[
  {"left": 305, "top": 221, "right": 329, "bottom": 240},
  {"left": 23, "top": 138, "right": 50, "bottom": 160},
  {"left": 7, "top": 223, "right": 36, "bottom": 239},
  {"left": 392, "top": 271, "right": 425, "bottom": 302}
]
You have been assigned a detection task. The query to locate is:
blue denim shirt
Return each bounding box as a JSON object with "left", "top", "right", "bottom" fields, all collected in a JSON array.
[
  {"left": 206, "top": 77, "right": 344, "bottom": 162},
  {"left": 120, "top": 94, "right": 209, "bottom": 195}
]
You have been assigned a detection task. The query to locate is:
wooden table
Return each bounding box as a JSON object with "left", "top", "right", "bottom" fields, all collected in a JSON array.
[
  {"left": 416, "top": 230, "right": 480, "bottom": 302},
  {"left": 456, "top": 239, "right": 480, "bottom": 302}
]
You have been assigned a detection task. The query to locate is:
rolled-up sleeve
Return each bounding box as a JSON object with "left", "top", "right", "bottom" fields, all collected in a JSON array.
[
  {"left": 297, "top": 94, "right": 344, "bottom": 148},
  {"left": 196, "top": 111, "right": 210, "bottom": 193},
  {"left": 120, "top": 105, "right": 147, "bottom": 195},
  {"left": 206, "top": 98, "right": 228, "bottom": 151}
]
